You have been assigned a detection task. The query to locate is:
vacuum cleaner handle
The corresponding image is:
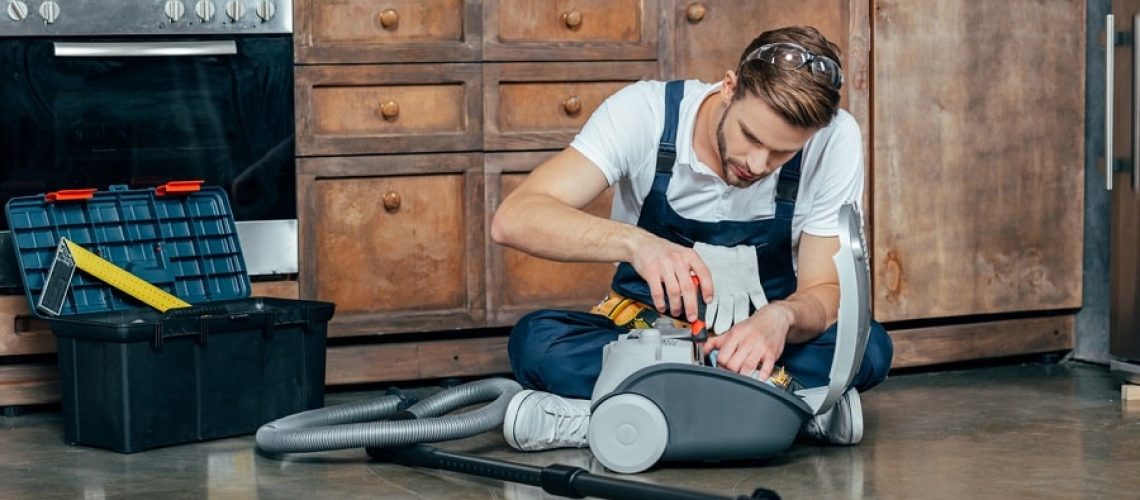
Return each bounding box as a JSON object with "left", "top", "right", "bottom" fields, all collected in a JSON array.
[{"left": 374, "top": 444, "right": 781, "bottom": 500}]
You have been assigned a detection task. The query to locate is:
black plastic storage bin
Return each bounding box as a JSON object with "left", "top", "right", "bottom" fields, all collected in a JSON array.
[{"left": 5, "top": 183, "right": 334, "bottom": 453}]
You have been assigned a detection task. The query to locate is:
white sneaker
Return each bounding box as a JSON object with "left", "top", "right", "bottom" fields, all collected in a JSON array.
[
  {"left": 503, "top": 390, "right": 591, "bottom": 451},
  {"left": 804, "top": 388, "right": 864, "bottom": 445}
]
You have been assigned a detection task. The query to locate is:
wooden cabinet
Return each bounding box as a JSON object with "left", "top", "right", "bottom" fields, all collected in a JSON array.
[
  {"left": 289, "top": 0, "right": 1082, "bottom": 389},
  {"left": 871, "top": 0, "right": 1085, "bottom": 322},
  {"left": 294, "top": 0, "right": 661, "bottom": 373}
]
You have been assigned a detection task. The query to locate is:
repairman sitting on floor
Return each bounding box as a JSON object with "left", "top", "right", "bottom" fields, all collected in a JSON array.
[{"left": 490, "top": 26, "right": 894, "bottom": 452}]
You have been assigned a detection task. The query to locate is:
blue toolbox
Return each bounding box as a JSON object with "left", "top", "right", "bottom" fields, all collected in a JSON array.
[{"left": 5, "top": 181, "right": 333, "bottom": 453}]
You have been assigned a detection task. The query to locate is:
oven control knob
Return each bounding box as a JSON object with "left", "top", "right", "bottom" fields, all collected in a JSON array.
[
  {"left": 254, "top": 0, "right": 274, "bottom": 22},
  {"left": 7, "top": 0, "right": 28, "bottom": 21},
  {"left": 38, "top": 0, "right": 58, "bottom": 24},
  {"left": 225, "top": 0, "right": 245, "bottom": 21},
  {"left": 195, "top": 0, "right": 215, "bottom": 22},
  {"left": 164, "top": 0, "right": 186, "bottom": 22}
]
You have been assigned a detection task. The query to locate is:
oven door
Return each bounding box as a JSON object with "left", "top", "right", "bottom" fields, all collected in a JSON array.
[{"left": 0, "top": 35, "right": 295, "bottom": 228}]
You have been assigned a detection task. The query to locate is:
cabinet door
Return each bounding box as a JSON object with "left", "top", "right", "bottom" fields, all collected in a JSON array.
[
  {"left": 298, "top": 154, "right": 485, "bottom": 336},
  {"left": 295, "top": 0, "right": 480, "bottom": 63},
  {"left": 873, "top": 0, "right": 1084, "bottom": 321},
  {"left": 484, "top": 0, "right": 658, "bottom": 61},
  {"left": 486, "top": 152, "right": 615, "bottom": 325},
  {"left": 484, "top": 61, "right": 658, "bottom": 150},
  {"left": 296, "top": 64, "right": 482, "bottom": 156}
]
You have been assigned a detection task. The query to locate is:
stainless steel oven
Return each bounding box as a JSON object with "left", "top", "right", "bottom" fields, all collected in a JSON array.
[{"left": 0, "top": 0, "right": 296, "bottom": 283}]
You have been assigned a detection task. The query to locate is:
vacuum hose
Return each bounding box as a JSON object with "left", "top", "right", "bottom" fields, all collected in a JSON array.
[
  {"left": 256, "top": 377, "right": 522, "bottom": 454},
  {"left": 256, "top": 377, "right": 780, "bottom": 500}
]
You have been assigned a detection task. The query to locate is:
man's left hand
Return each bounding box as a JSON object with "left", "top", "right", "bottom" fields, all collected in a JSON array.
[{"left": 702, "top": 303, "right": 794, "bottom": 380}]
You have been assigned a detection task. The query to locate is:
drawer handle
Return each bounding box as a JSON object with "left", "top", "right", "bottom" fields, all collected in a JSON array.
[
  {"left": 378, "top": 8, "right": 399, "bottom": 29},
  {"left": 562, "top": 9, "right": 582, "bottom": 29},
  {"left": 379, "top": 100, "right": 400, "bottom": 120},
  {"left": 686, "top": 3, "right": 706, "bottom": 23},
  {"left": 561, "top": 95, "right": 582, "bottom": 115},
  {"left": 383, "top": 191, "right": 401, "bottom": 212}
]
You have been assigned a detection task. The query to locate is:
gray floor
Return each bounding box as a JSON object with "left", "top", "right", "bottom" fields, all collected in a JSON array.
[{"left": 2, "top": 361, "right": 1139, "bottom": 499}]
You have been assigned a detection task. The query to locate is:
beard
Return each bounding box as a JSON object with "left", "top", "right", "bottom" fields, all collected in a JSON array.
[{"left": 715, "top": 108, "right": 754, "bottom": 188}]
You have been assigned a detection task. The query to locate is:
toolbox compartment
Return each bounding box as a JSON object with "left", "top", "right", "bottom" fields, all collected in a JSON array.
[{"left": 5, "top": 183, "right": 334, "bottom": 453}]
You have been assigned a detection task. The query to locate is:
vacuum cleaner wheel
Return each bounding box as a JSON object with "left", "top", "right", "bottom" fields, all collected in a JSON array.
[{"left": 588, "top": 393, "right": 669, "bottom": 473}]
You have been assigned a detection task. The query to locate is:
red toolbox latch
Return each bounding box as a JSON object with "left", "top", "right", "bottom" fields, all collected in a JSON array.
[
  {"left": 45, "top": 188, "right": 97, "bottom": 203},
  {"left": 156, "top": 180, "right": 205, "bottom": 196}
]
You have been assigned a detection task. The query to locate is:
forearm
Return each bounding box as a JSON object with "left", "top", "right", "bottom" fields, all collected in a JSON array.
[
  {"left": 492, "top": 192, "right": 650, "bottom": 264},
  {"left": 768, "top": 283, "right": 839, "bottom": 344}
]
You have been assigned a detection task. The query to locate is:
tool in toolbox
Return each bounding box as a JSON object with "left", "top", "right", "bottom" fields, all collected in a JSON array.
[{"left": 37, "top": 237, "right": 192, "bottom": 316}]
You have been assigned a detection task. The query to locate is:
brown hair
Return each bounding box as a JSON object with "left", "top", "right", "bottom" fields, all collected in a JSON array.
[{"left": 735, "top": 26, "right": 842, "bottom": 129}]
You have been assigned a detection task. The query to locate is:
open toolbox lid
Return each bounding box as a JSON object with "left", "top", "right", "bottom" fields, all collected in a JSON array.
[{"left": 4, "top": 182, "right": 251, "bottom": 318}]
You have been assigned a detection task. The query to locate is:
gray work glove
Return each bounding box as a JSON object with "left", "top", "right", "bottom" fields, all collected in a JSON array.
[{"left": 693, "top": 242, "right": 769, "bottom": 334}]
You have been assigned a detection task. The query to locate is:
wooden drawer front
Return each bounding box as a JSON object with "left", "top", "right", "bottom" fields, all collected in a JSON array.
[
  {"left": 297, "top": 65, "right": 482, "bottom": 156},
  {"left": 296, "top": 0, "right": 481, "bottom": 63},
  {"left": 486, "top": 152, "right": 615, "bottom": 325},
  {"left": 485, "top": 62, "right": 657, "bottom": 150},
  {"left": 313, "top": 85, "right": 463, "bottom": 135},
  {"left": 484, "top": 0, "right": 658, "bottom": 61},
  {"left": 298, "top": 154, "right": 486, "bottom": 336}
]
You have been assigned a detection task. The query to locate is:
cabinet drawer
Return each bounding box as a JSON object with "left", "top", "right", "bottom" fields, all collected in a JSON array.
[
  {"left": 296, "top": 65, "right": 482, "bottom": 156},
  {"left": 484, "top": 62, "right": 657, "bottom": 150},
  {"left": 484, "top": 0, "right": 658, "bottom": 61},
  {"left": 295, "top": 0, "right": 481, "bottom": 63},
  {"left": 486, "top": 152, "right": 615, "bottom": 325},
  {"left": 298, "top": 154, "right": 486, "bottom": 336}
]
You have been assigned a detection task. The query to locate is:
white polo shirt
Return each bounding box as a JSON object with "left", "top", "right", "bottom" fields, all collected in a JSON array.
[{"left": 569, "top": 80, "right": 864, "bottom": 266}]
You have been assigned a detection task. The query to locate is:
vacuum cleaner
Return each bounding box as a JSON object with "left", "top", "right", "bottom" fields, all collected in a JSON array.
[
  {"left": 254, "top": 202, "right": 869, "bottom": 498},
  {"left": 586, "top": 203, "right": 872, "bottom": 473}
]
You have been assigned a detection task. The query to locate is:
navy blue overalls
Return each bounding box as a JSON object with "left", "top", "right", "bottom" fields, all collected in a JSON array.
[{"left": 508, "top": 81, "right": 894, "bottom": 399}]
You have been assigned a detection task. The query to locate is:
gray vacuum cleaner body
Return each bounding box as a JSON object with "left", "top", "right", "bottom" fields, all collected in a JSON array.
[{"left": 587, "top": 203, "right": 872, "bottom": 473}]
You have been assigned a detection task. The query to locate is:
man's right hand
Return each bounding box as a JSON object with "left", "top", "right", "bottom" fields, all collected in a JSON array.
[{"left": 628, "top": 233, "right": 715, "bottom": 323}]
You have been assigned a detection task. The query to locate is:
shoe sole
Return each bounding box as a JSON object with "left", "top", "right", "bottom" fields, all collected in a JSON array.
[
  {"left": 503, "top": 389, "right": 538, "bottom": 450},
  {"left": 847, "top": 389, "right": 864, "bottom": 445}
]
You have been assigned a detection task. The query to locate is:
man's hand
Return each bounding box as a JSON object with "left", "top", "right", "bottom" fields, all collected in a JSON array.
[
  {"left": 702, "top": 303, "right": 794, "bottom": 379},
  {"left": 628, "top": 234, "right": 714, "bottom": 323}
]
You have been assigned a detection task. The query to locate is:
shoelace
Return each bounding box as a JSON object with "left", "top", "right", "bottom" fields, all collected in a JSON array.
[{"left": 541, "top": 405, "right": 589, "bottom": 444}]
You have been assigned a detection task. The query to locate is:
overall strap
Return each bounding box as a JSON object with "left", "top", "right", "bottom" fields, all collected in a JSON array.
[
  {"left": 774, "top": 151, "right": 804, "bottom": 222},
  {"left": 656, "top": 80, "right": 686, "bottom": 174}
]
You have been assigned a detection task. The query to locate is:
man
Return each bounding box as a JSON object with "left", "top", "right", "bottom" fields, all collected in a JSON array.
[{"left": 491, "top": 26, "right": 894, "bottom": 452}]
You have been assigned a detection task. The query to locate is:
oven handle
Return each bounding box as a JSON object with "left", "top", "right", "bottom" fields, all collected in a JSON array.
[{"left": 53, "top": 41, "right": 237, "bottom": 58}]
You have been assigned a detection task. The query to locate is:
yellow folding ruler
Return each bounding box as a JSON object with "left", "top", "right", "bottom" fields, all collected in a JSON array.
[{"left": 37, "top": 238, "right": 191, "bottom": 315}]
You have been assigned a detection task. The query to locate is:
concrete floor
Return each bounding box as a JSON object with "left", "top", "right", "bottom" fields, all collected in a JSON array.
[{"left": 2, "top": 361, "right": 1139, "bottom": 499}]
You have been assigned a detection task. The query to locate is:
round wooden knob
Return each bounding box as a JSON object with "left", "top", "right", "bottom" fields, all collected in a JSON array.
[
  {"left": 562, "top": 9, "right": 582, "bottom": 28},
  {"left": 379, "top": 100, "right": 399, "bottom": 120},
  {"left": 378, "top": 8, "right": 399, "bottom": 29},
  {"left": 382, "top": 191, "right": 401, "bottom": 212},
  {"left": 561, "top": 95, "right": 582, "bottom": 115},
  {"left": 686, "top": 3, "right": 706, "bottom": 23}
]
